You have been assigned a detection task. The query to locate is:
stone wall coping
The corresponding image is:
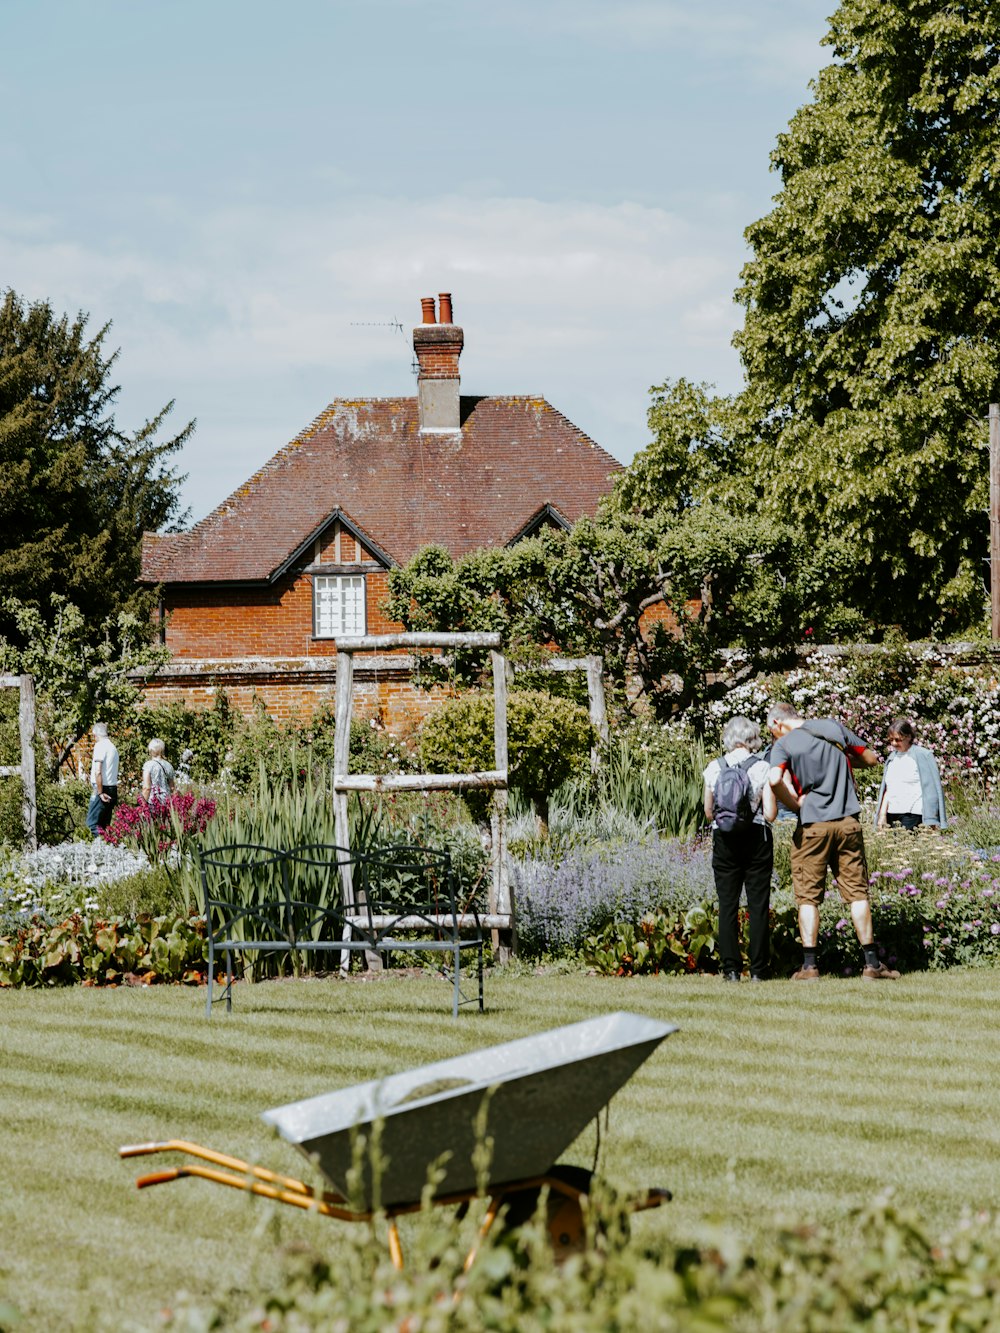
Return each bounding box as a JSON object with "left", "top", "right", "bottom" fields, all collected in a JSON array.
[{"left": 130, "top": 654, "right": 419, "bottom": 681}]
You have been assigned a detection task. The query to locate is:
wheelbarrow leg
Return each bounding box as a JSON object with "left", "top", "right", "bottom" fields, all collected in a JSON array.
[
  {"left": 462, "top": 1194, "right": 502, "bottom": 1273},
  {"left": 387, "top": 1218, "right": 404, "bottom": 1270}
]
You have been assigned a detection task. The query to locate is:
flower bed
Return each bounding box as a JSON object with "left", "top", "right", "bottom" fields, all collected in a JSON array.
[
  {"left": 102, "top": 791, "right": 218, "bottom": 858},
  {"left": 0, "top": 911, "right": 208, "bottom": 987}
]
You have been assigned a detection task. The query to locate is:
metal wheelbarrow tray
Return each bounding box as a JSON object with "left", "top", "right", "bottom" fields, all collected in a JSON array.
[{"left": 121, "top": 1011, "right": 676, "bottom": 1269}]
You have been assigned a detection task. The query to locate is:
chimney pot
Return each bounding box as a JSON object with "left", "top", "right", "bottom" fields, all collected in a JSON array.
[
  {"left": 420, "top": 296, "right": 437, "bottom": 324},
  {"left": 438, "top": 292, "right": 453, "bottom": 324}
]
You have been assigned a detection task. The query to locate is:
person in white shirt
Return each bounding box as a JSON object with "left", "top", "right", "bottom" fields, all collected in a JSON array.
[
  {"left": 876, "top": 717, "right": 947, "bottom": 831},
  {"left": 86, "top": 722, "right": 121, "bottom": 837}
]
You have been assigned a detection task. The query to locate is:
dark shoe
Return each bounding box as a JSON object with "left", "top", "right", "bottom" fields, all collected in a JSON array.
[
  {"left": 722, "top": 971, "right": 741, "bottom": 983},
  {"left": 862, "top": 962, "right": 900, "bottom": 980},
  {"left": 791, "top": 966, "right": 820, "bottom": 981}
]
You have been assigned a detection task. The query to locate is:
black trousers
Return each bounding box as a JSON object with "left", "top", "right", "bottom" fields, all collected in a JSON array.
[
  {"left": 712, "top": 824, "right": 773, "bottom": 977},
  {"left": 887, "top": 812, "right": 922, "bottom": 830}
]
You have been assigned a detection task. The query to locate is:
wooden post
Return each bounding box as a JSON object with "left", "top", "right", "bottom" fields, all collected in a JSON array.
[
  {"left": 585, "top": 654, "right": 608, "bottom": 771},
  {"left": 991, "top": 404, "right": 1000, "bottom": 641},
  {"left": 19, "top": 674, "right": 36, "bottom": 852},
  {"left": 490, "top": 649, "right": 513, "bottom": 956},
  {"left": 332, "top": 650, "right": 357, "bottom": 972}
]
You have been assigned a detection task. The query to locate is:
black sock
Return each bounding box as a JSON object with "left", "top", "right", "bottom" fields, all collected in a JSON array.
[
  {"left": 803, "top": 946, "right": 818, "bottom": 970},
  {"left": 863, "top": 943, "right": 879, "bottom": 970}
]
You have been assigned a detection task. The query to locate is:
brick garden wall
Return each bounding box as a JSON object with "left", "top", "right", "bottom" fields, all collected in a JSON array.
[{"left": 138, "top": 657, "right": 457, "bottom": 735}]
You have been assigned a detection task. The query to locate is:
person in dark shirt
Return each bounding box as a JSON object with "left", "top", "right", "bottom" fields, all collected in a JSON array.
[{"left": 766, "top": 701, "right": 899, "bottom": 981}]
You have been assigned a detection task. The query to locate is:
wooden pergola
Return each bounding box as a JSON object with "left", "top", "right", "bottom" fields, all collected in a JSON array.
[{"left": 331, "top": 633, "right": 513, "bottom": 949}]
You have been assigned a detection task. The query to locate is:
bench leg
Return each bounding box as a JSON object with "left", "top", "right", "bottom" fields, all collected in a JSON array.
[
  {"left": 205, "top": 941, "right": 215, "bottom": 1017},
  {"left": 453, "top": 943, "right": 461, "bottom": 1019},
  {"left": 478, "top": 941, "right": 484, "bottom": 1012}
]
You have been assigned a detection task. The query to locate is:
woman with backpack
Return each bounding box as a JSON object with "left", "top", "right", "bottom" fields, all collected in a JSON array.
[
  {"left": 141, "top": 738, "right": 176, "bottom": 809},
  {"left": 702, "top": 716, "right": 777, "bottom": 983}
]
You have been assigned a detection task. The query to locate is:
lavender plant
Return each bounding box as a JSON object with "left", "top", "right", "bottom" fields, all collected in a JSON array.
[{"left": 513, "top": 836, "right": 714, "bottom": 954}]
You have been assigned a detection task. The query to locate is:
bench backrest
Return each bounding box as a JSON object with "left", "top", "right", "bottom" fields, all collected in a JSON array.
[{"left": 197, "top": 841, "right": 473, "bottom": 945}]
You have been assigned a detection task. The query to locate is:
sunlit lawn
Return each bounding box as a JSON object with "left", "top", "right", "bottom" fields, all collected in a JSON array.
[{"left": 3, "top": 967, "right": 1000, "bottom": 1329}]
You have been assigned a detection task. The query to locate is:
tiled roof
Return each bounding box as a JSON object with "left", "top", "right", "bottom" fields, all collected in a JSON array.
[{"left": 142, "top": 396, "right": 621, "bottom": 585}]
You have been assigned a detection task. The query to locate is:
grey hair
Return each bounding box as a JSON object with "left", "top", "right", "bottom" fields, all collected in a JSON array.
[
  {"left": 148, "top": 738, "right": 166, "bottom": 757},
  {"left": 766, "top": 701, "right": 801, "bottom": 728},
  {"left": 92, "top": 722, "right": 109, "bottom": 738},
  {"left": 722, "top": 715, "right": 761, "bottom": 752}
]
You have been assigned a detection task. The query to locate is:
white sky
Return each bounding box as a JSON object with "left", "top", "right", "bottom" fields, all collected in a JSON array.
[{"left": 1, "top": 0, "right": 834, "bottom": 524}]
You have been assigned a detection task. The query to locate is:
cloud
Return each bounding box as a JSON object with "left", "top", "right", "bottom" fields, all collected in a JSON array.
[{"left": 0, "top": 190, "right": 749, "bottom": 517}]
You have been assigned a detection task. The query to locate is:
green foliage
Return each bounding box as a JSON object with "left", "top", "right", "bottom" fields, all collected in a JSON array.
[
  {"left": 387, "top": 492, "right": 804, "bottom": 723},
  {"left": 610, "top": 376, "right": 728, "bottom": 516},
  {"left": 117, "top": 691, "right": 236, "bottom": 787},
  {"left": 0, "top": 289, "right": 190, "bottom": 644},
  {"left": 581, "top": 888, "right": 929, "bottom": 978},
  {"left": 93, "top": 862, "right": 187, "bottom": 919},
  {"left": 166, "top": 1190, "right": 1000, "bottom": 1331},
  {"left": 0, "top": 766, "right": 89, "bottom": 848},
  {"left": 585, "top": 905, "right": 716, "bottom": 976},
  {"left": 0, "top": 911, "right": 207, "bottom": 988},
  {"left": 732, "top": 0, "right": 1000, "bottom": 636},
  {"left": 418, "top": 689, "right": 594, "bottom": 823},
  {"left": 0, "top": 594, "right": 170, "bottom": 775}
]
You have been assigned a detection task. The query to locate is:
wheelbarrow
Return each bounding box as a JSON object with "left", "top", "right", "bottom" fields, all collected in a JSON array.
[{"left": 120, "top": 1011, "right": 676, "bottom": 1269}]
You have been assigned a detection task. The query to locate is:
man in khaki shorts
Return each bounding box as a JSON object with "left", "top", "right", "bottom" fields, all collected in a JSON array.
[{"left": 766, "top": 701, "right": 899, "bottom": 981}]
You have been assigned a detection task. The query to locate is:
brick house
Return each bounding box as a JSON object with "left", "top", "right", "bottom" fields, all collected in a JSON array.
[{"left": 140, "top": 295, "right": 622, "bottom": 729}]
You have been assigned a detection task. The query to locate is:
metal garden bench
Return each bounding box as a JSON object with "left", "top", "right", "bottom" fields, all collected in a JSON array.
[{"left": 198, "top": 841, "right": 484, "bottom": 1018}]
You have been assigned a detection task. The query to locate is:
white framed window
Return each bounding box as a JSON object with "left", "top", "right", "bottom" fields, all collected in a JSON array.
[{"left": 313, "top": 575, "right": 366, "bottom": 638}]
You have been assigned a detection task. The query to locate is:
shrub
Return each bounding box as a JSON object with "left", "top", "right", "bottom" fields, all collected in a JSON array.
[
  {"left": 706, "top": 645, "right": 1000, "bottom": 794},
  {"left": 164, "top": 1190, "right": 1000, "bottom": 1331},
  {"left": 0, "top": 911, "right": 208, "bottom": 987},
  {"left": 419, "top": 689, "right": 594, "bottom": 824},
  {"left": 93, "top": 862, "right": 188, "bottom": 918},
  {"left": 117, "top": 691, "right": 237, "bottom": 787},
  {"left": 0, "top": 774, "right": 90, "bottom": 848}
]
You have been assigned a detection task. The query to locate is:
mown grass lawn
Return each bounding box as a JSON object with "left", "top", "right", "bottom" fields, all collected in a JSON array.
[{"left": 3, "top": 967, "right": 1000, "bottom": 1330}]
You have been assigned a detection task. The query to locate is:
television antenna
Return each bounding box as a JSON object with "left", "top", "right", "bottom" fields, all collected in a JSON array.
[{"left": 349, "top": 318, "right": 418, "bottom": 377}]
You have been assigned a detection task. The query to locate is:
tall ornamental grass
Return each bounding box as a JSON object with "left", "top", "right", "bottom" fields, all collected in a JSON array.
[{"left": 539, "top": 730, "right": 705, "bottom": 851}]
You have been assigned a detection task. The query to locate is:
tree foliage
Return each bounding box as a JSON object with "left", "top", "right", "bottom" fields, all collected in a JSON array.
[
  {"left": 732, "top": 0, "right": 1000, "bottom": 635},
  {"left": 0, "top": 290, "right": 191, "bottom": 645},
  {"left": 385, "top": 481, "right": 803, "bottom": 720},
  {"left": 0, "top": 595, "right": 170, "bottom": 775}
]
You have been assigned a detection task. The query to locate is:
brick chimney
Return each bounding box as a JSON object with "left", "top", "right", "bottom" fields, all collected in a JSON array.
[{"left": 413, "top": 293, "right": 463, "bottom": 432}]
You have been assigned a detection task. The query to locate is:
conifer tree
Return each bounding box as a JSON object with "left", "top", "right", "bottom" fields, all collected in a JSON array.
[{"left": 0, "top": 290, "right": 191, "bottom": 645}]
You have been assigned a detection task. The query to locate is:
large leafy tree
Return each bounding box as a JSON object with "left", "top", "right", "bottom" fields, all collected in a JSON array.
[
  {"left": 384, "top": 506, "right": 801, "bottom": 721},
  {"left": 733, "top": 0, "right": 1000, "bottom": 635},
  {"left": 0, "top": 290, "right": 191, "bottom": 644}
]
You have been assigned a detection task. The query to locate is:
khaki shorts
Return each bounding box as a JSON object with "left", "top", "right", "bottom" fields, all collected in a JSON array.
[{"left": 791, "top": 816, "right": 870, "bottom": 906}]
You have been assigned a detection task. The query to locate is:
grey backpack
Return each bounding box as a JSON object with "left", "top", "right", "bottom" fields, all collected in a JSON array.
[{"left": 713, "top": 755, "right": 758, "bottom": 832}]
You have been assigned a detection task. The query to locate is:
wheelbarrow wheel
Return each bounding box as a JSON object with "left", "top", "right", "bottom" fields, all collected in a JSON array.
[{"left": 496, "top": 1164, "right": 597, "bottom": 1262}]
